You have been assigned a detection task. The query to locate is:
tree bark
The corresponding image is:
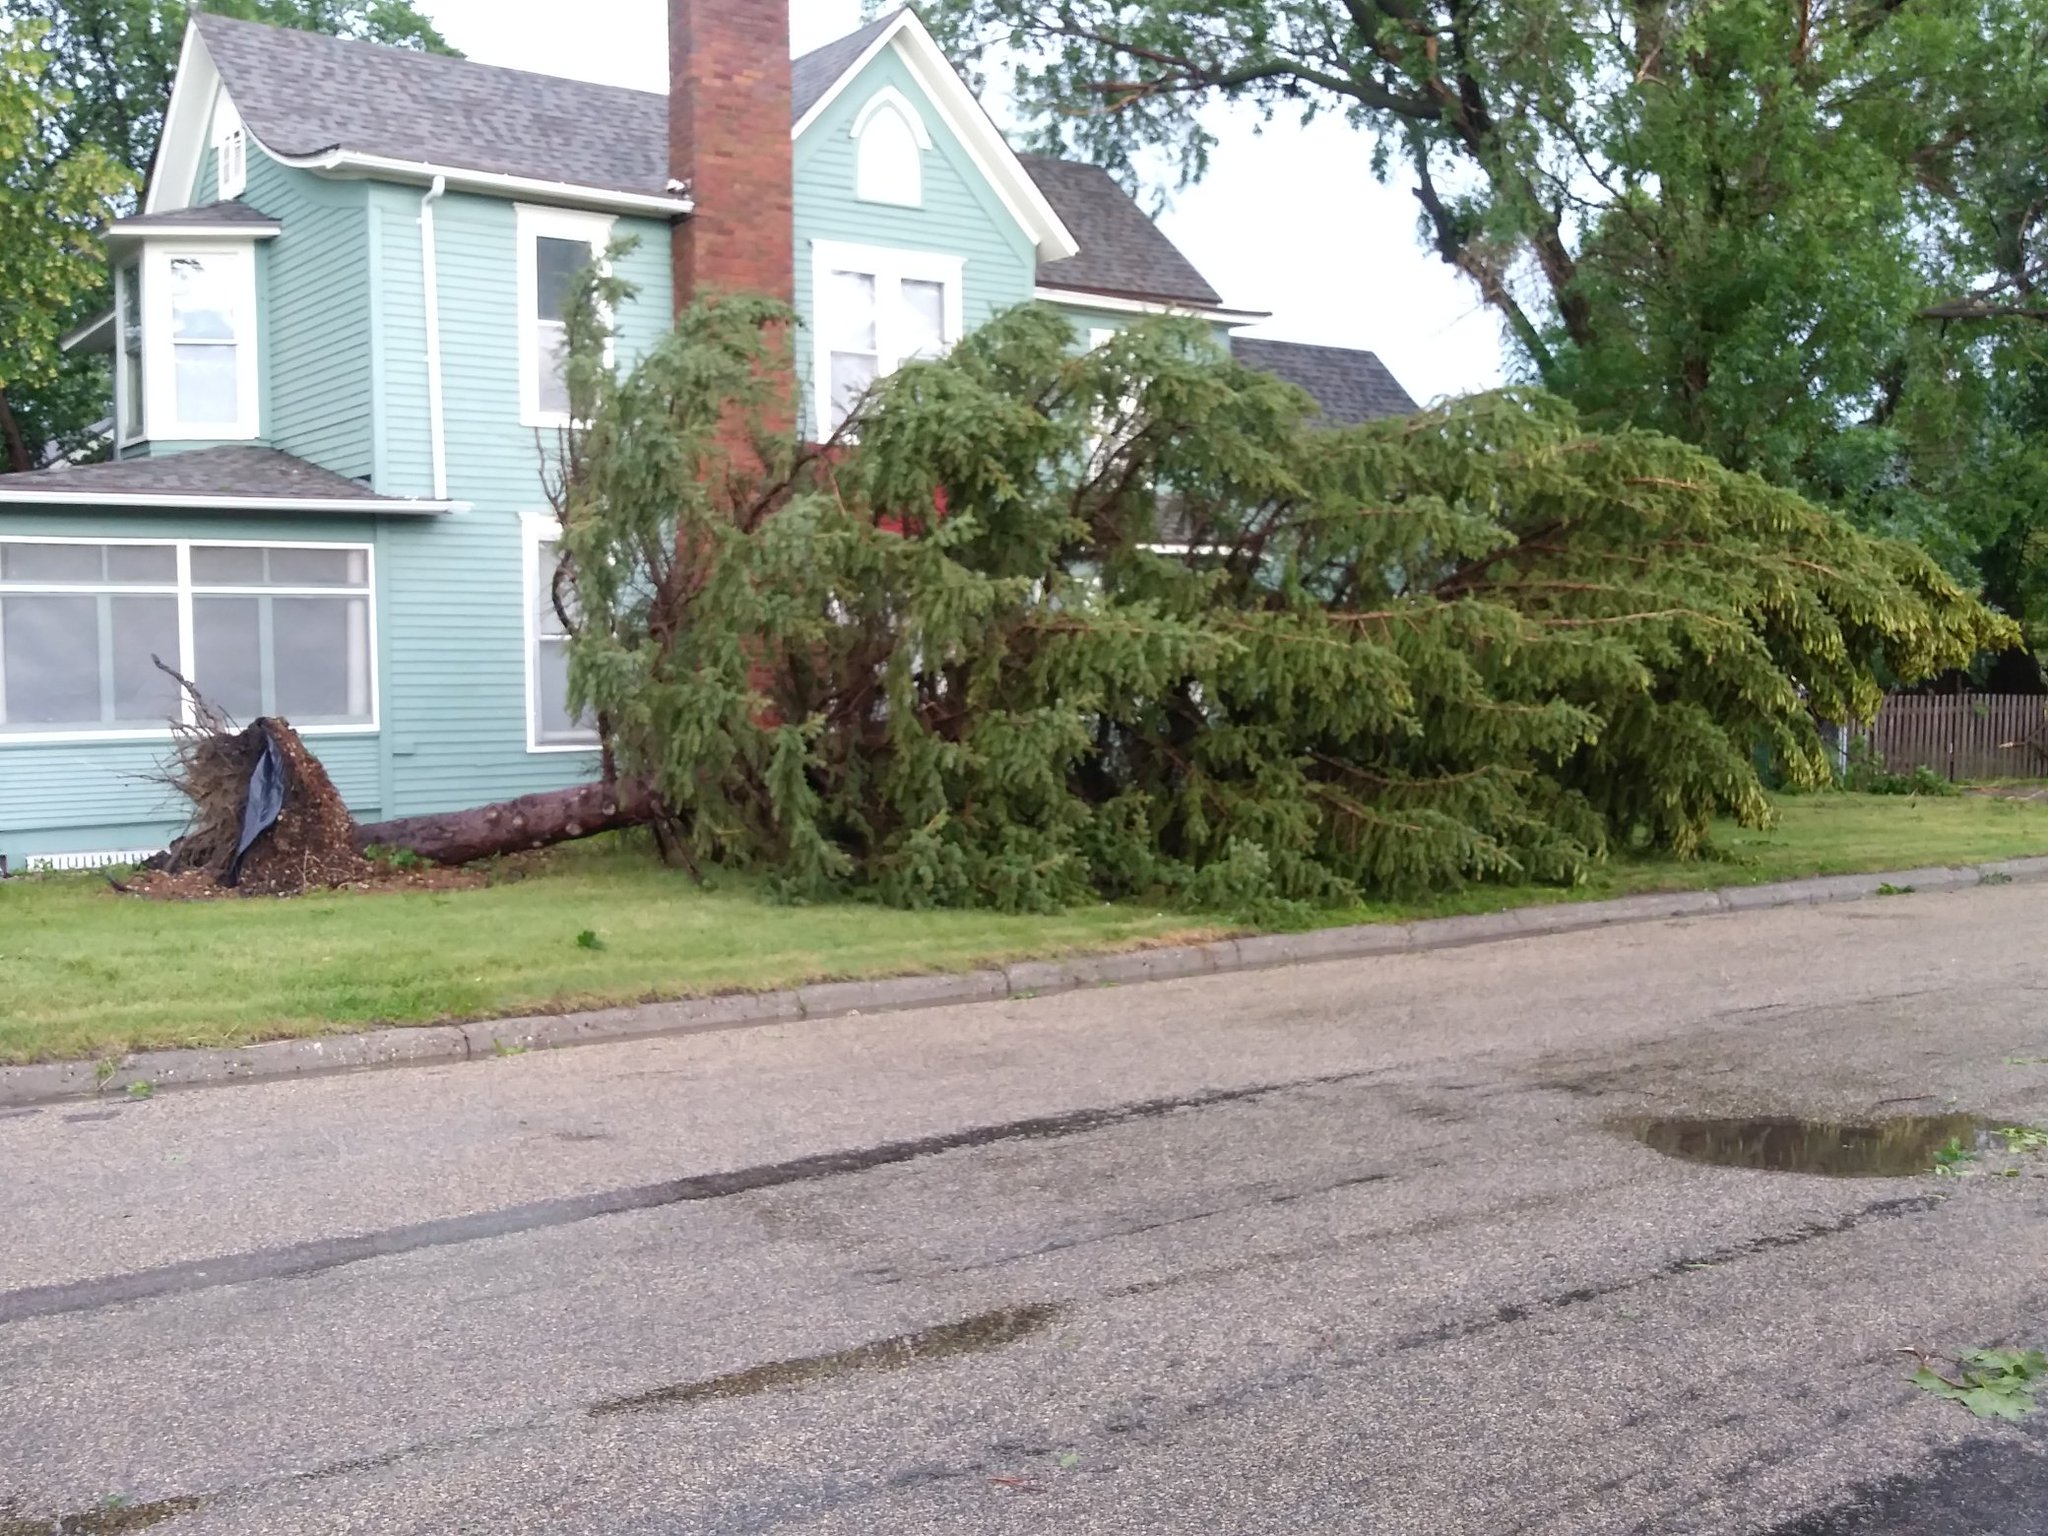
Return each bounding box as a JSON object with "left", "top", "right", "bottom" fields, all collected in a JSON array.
[
  {"left": 0, "top": 387, "right": 33, "bottom": 473},
  {"left": 352, "top": 778, "right": 661, "bottom": 865}
]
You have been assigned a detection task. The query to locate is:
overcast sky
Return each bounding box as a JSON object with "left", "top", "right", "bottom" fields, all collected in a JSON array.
[{"left": 415, "top": 0, "right": 1508, "bottom": 404}]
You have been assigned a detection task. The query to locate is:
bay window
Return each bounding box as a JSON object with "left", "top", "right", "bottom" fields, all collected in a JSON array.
[
  {"left": 517, "top": 205, "right": 616, "bottom": 428},
  {"left": 0, "top": 540, "right": 375, "bottom": 740},
  {"left": 117, "top": 263, "right": 144, "bottom": 445},
  {"left": 810, "top": 240, "right": 963, "bottom": 437}
]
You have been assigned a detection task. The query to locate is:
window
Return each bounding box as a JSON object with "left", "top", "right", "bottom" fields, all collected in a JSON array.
[
  {"left": 524, "top": 516, "right": 599, "bottom": 751},
  {"left": 214, "top": 98, "right": 247, "bottom": 200},
  {"left": 139, "top": 245, "right": 261, "bottom": 440},
  {"left": 810, "top": 240, "right": 963, "bottom": 437},
  {"left": 516, "top": 205, "right": 615, "bottom": 428},
  {"left": 852, "top": 87, "right": 930, "bottom": 207},
  {"left": 117, "top": 263, "right": 144, "bottom": 445},
  {"left": 0, "top": 540, "right": 374, "bottom": 741}
]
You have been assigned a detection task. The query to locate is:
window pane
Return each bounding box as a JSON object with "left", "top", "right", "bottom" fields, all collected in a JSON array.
[
  {"left": 193, "top": 596, "right": 263, "bottom": 723},
  {"left": 106, "top": 545, "right": 178, "bottom": 584},
  {"left": 535, "top": 236, "right": 589, "bottom": 323},
  {"left": 535, "top": 540, "right": 576, "bottom": 637},
  {"left": 535, "top": 637, "right": 593, "bottom": 742},
  {"left": 826, "top": 270, "right": 878, "bottom": 350},
  {"left": 536, "top": 320, "right": 570, "bottom": 417},
  {"left": 268, "top": 547, "right": 367, "bottom": 587},
  {"left": 175, "top": 343, "right": 240, "bottom": 424},
  {"left": 855, "top": 106, "right": 923, "bottom": 206},
  {"left": 0, "top": 596, "right": 99, "bottom": 729},
  {"left": 109, "top": 597, "right": 180, "bottom": 725},
  {"left": 190, "top": 546, "right": 265, "bottom": 585},
  {"left": 900, "top": 279, "right": 947, "bottom": 358},
  {"left": 273, "top": 597, "right": 370, "bottom": 723},
  {"left": 1, "top": 543, "right": 104, "bottom": 583},
  {"left": 168, "top": 256, "right": 236, "bottom": 341},
  {"left": 829, "top": 351, "right": 879, "bottom": 428}
]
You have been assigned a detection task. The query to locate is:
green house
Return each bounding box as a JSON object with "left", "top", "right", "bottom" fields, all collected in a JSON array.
[{"left": 0, "top": 2, "right": 1414, "bottom": 871}]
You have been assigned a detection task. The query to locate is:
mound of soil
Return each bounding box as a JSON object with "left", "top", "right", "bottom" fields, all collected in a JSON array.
[{"left": 142, "top": 717, "right": 374, "bottom": 897}]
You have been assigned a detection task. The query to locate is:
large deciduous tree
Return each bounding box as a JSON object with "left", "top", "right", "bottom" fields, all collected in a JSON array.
[
  {"left": 912, "top": 0, "right": 2048, "bottom": 671},
  {"left": 0, "top": 21, "right": 131, "bottom": 472}
]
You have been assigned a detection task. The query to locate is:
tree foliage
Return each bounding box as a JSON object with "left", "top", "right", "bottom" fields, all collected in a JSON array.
[
  {"left": 550, "top": 287, "right": 2008, "bottom": 913},
  {"left": 912, "top": 0, "right": 2048, "bottom": 670},
  {"left": 0, "top": 19, "right": 132, "bottom": 471}
]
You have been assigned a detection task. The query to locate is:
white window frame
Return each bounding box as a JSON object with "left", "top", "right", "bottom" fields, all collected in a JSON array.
[
  {"left": 141, "top": 242, "right": 263, "bottom": 442},
  {"left": 115, "top": 261, "right": 145, "bottom": 447},
  {"left": 213, "top": 96, "right": 247, "bottom": 200},
  {"left": 809, "top": 238, "right": 966, "bottom": 440},
  {"left": 0, "top": 534, "right": 378, "bottom": 746},
  {"left": 851, "top": 85, "right": 932, "bottom": 208},
  {"left": 522, "top": 513, "right": 600, "bottom": 754},
  {"left": 516, "top": 204, "right": 616, "bottom": 430}
]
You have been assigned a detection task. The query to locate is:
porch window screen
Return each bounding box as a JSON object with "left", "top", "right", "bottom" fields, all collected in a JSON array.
[{"left": 0, "top": 540, "right": 374, "bottom": 738}]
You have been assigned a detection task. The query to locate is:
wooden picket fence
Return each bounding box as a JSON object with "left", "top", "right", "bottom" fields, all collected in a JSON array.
[{"left": 1865, "top": 694, "right": 2048, "bottom": 782}]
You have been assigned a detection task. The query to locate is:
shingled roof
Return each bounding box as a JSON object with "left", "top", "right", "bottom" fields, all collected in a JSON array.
[
  {"left": 0, "top": 447, "right": 441, "bottom": 508},
  {"left": 1023, "top": 157, "right": 1223, "bottom": 307},
  {"left": 107, "top": 199, "right": 281, "bottom": 234},
  {"left": 190, "top": 13, "right": 1225, "bottom": 307},
  {"left": 1230, "top": 338, "right": 1418, "bottom": 425}
]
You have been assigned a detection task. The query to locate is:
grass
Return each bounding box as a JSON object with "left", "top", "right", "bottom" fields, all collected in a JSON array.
[{"left": 3, "top": 790, "right": 2044, "bottom": 1066}]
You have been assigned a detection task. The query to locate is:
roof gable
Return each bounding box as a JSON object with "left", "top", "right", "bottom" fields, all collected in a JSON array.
[
  {"left": 1230, "top": 338, "right": 1418, "bottom": 424},
  {"left": 792, "top": 10, "right": 1077, "bottom": 262}
]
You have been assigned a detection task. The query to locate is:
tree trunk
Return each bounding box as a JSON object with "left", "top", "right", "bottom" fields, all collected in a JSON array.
[
  {"left": 351, "top": 778, "right": 660, "bottom": 865},
  {"left": 0, "top": 387, "right": 33, "bottom": 473}
]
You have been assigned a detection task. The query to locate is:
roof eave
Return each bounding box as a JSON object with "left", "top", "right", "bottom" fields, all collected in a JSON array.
[
  {"left": 105, "top": 222, "right": 283, "bottom": 243},
  {"left": 0, "top": 488, "right": 465, "bottom": 515},
  {"left": 61, "top": 310, "right": 116, "bottom": 355},
  {"left": 277, "top": 149, "right": 694, "bottom": 218},
  {"left": 1033, "top": 285, "right": 1270, "bottom": 325}
]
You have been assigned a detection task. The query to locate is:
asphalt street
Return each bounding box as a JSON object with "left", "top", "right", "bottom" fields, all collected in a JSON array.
[{"left": 2, "top": 883, "right": 2046, "bottom": 1534}]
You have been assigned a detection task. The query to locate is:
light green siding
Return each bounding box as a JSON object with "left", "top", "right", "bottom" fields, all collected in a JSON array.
[
  {"left": 792, "top": 44, "right": 1038, "bottom": 423},
  {"left": 243, "top": 147, "right": 374, "bottom": 478}
]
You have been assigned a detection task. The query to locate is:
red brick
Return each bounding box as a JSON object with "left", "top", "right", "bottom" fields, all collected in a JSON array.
[{"left": 669, "top": 0, "right": 794, "bottom": 307}]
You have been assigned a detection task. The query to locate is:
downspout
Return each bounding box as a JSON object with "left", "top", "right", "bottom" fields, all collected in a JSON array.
[{"left": 417, "top": 175, "right": 449, "bottom": 501}]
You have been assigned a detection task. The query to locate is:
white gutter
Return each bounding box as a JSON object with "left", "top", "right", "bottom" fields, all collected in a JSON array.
[
  {"left": 1034, "top": 287, "right": 1272, "bottom": 325},
  {"left": 418, "top": 174, "right": 450, "bottom": 502},
  {"left": 62, "top": 310, "right": 115, "bottom": 353},
  {"left": 0, "top": 490, "right": 464, "bottom": 514},
  {"left": 105, "top": 223, "right": 282, "bottom": 242},
  {"left": 277, "top": 149, "right": 695, "bottom": 219}
]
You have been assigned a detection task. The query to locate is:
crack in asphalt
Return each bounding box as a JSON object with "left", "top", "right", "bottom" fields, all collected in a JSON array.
[{"left": 0, "top": 1069, "right": 1378, "bottom": 1327}]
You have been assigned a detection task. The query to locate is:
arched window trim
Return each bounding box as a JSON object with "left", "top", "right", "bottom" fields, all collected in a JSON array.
[{"left": 851, "top": 86, "right": 932, "bottom": 207}]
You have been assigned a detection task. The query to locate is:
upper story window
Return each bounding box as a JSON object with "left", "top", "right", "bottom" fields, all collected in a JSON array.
[
  {"left": 852, "top": 87, "right": 931, "bottom": 208},
  {"left": 811, "top": 239, "right": 963, "bottom": 437},
  {"left": 516, "top": 205, "right": 616, "bottom": 428},
  {"left": 213, "top": 98, "right": 247, "bottom": 200},
  {"left": 119, "top": 244, "right": 263, "bottom": 442}
]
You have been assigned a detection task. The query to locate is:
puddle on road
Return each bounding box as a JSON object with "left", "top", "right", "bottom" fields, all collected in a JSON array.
[
  {"left": 1614, "top": 1113, "right": 1995, "bottom": 1177},
  {"left": 590, "top": 1302, "right": 1066, "bottom": 1417},
  {"left": 0, "top": 1495, "right": 204, "bottom": 1535}
]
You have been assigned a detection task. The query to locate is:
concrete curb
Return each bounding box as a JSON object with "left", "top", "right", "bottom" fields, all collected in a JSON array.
[{"left": 6, "top": 855, "right": 2045, "bottom": 1110}]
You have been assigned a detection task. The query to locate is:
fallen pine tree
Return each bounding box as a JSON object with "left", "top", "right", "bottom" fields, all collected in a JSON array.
[{"left": 141, "top": 291, "right": 2016, "bottom": 902}]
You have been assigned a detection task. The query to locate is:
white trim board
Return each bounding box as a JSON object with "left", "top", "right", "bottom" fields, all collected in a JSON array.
[
  {"left": 1035, "top": 287, "right": 1271, "bottom": 326},
  {"left": 0, "top": 488, "right": 459, "bottom": 514}
]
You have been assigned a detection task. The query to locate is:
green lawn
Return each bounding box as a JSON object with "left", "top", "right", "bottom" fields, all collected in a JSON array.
[{"left": 3, "top": 791, "right": 2044, "bottom": 1066}]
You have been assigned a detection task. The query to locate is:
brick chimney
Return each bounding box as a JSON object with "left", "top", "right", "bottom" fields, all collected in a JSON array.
[{"left": 668, "top": 0, "right": 794, "bottom": 309}]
